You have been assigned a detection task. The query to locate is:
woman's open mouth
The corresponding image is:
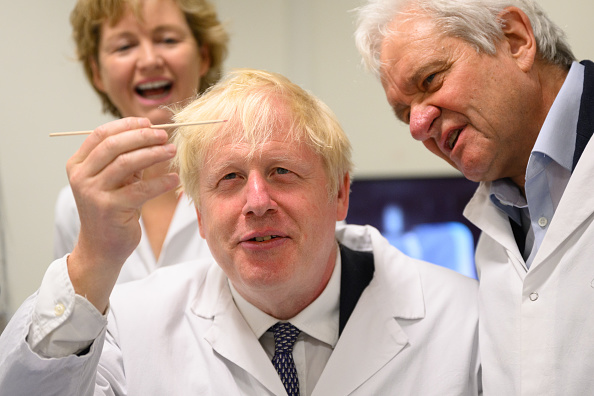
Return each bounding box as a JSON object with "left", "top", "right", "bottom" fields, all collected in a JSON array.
[{"left": 135, "top": 80, "right": 173, "bottom": 100}]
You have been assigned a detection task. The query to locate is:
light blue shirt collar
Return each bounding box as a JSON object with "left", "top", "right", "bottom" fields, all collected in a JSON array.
[{"left": 530, "top": 61, "right": 583, "bottom": 174}]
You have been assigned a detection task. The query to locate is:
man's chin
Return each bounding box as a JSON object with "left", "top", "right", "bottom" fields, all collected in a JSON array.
[{"left": 459, "top": 166, "right": 491, "bottom": 183}]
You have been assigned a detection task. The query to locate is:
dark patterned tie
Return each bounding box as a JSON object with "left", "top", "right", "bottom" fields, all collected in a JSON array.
[{"left": 270, "top": 322, "right": 301, "bottom": 396}]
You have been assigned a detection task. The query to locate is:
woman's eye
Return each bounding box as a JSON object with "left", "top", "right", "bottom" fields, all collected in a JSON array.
[
  {"left": 115, "top": 43, "right": 133, "bottom": 52},
  {"left": 162, "top": 37, "right": 179, "bottom": 45}
]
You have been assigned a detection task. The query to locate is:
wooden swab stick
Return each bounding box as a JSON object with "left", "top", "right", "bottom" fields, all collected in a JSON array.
[{"left": 49, "top": 119, "right": 227, "bottom": 137}]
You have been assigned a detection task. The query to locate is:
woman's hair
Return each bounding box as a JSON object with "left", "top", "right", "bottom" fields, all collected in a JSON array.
[
  {"left": 70, "top": 0, "right": 229, "bottom": 117},
  {"left": 171, "top": 69, "right": 353, "bottom": 207},
  {"left": 354, "top": 0, "right": 575, "bottom": 77}
]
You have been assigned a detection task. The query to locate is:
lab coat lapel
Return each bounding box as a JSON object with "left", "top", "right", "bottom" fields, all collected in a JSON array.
[
  {"left": 313, "top": 290, "right": 409, "bottom": 395},
  {"left": 188, "top": 265, "right": 286, "bottom": 395},
  {"left": 313, "top": 228, "right": 422, "bottom": 395},
  {"left": 532, "top": 138, "right": 594, "bottom": 265}
]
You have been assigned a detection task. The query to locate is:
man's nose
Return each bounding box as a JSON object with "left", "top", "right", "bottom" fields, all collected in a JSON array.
[
  {"left": 242, "top": 173, "right": 277, "bottom": 217},
  {"left": 409, "top": 104, "right": 441, "bottom": 141}
]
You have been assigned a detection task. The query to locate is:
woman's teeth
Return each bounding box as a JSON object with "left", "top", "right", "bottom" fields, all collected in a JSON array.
[{"left": 135, "top": 81, "right": 172, "bottom": 98}]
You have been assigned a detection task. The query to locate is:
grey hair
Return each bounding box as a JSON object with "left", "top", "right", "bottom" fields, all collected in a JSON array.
[{"left": 354, "top": 0, "right": 575, "bottom": 77}]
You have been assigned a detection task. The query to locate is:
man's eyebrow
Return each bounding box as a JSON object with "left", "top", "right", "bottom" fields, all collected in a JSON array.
[
  {"left": 410, "top": 59, "right": 445, "bottom": 84},
  {"left": 203, "top": 159, "right": 236, "bottom": 181},
  {"left": 212, "top": 157, "right": 239, "bottom": 170}
]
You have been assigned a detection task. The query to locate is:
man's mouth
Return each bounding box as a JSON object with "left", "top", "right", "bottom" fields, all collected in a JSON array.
[
  {"left": 447, "top": 128, "right": 463, "bottom": 150},
  {"left": 250, "top": 235, "right": 280, "bottom": 242},
  {"left": 135, "top": 80, "right": 173, "bottom": 99}
]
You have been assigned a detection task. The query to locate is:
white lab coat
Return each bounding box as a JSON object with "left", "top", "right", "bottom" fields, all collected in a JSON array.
[
  {"left": 0, "top": 224, "right": 480, "bottom": 395},
  {"left": 53, "top": 186, "right": 213, "bottom": 282},
  {"left": 464, "top": 137, "right": 594, "bottom": 395}
]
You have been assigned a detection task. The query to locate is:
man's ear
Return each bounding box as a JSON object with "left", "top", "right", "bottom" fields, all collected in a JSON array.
[
  {"left": 90, "top": 57, "right": 106, "bottom": 93},
  {"left": 195, "top": 206, "right": 206, "bottom": 239},
  {"left": 336, "top": 173, "right": 350, "bottom": 222},
  {"left": 499, "top": 6, "right": 537, "bottom": 72}
]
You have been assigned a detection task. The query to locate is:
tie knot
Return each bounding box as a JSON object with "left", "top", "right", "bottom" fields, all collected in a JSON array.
[{"left": 270, "top": 322, "right": 301, "bottom": 354}]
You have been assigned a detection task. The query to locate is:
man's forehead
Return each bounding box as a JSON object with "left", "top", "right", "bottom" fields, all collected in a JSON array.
[
  {"left": 203, "top": 127, "right": 306, "bottom": 157},
  {"left": 380, "top": 11, "right": 440, "bottom": 61},
  {"left": 379, "top": 13, "right": 451, "bottom": 83},
  {"left": 377, "top": 13, "right": 451, "bottom": 121}
]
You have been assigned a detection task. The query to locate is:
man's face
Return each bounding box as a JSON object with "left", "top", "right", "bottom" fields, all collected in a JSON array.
[
  {"left": 379, "top": 13, "right": 540, "bottom": 185},
  {"left": 195, "top": 120, "right": 349, "bottom": 311}
]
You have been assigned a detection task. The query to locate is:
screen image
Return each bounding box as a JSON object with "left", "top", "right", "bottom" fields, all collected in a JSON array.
[{"left": 346, "top": 177, "right": 480, "bottom": 279}]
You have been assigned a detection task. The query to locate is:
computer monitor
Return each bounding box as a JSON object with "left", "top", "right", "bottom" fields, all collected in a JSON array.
[{"left": 346, "top": 176, "right": 480, "bottom": 279}]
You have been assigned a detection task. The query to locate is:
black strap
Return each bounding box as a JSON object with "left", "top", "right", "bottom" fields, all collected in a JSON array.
[
  {"left": 573, "top": 60, "right": 594, "bottom": 170},
  {"left": 338, "top": 244, "right": 375, "bottom": 335},
  {"left": 509, "top": 218, "right": 526, "bottom": 257}
]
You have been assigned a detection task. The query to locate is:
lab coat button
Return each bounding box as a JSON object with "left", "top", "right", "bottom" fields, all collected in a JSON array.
[
  {"left": 54, "top": 303, "right": 66, "bottom": 316},
  {"left": 529, "top": 292, "right": 539, "bottom": 301},
  {"left": 538, "top": 217, "right": 548, "bottom": 228}
]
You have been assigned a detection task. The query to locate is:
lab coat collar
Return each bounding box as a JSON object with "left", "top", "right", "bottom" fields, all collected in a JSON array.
[
  {"left": 336, "top": 223, "right": 426, "bottom": 320},
  {"left": 464, "top": 182, "right": 526, "bottom": 268}
]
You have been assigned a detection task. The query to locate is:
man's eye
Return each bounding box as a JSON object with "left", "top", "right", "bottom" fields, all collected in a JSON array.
[
  {"left": 276, "top": 168, "right": 291, "bottom": 175},
  {"left": 424, "top": 73, "right": 436, "bottom": 87},
  {"left": 222, "top": 173, "right": 237, "bottom": 180}
]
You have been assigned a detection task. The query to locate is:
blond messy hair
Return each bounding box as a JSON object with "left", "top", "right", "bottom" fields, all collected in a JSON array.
[{"left": 171, "top": 69, "right": 353, "bottom": 207}]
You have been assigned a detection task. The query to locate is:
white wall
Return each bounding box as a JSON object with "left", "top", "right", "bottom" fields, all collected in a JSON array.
[
  {"left": 1, "top": 1, "right": 113, "bottom": 316},
  {"left": 0, "top": 0, "right": 591, "bottom": 314}
]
